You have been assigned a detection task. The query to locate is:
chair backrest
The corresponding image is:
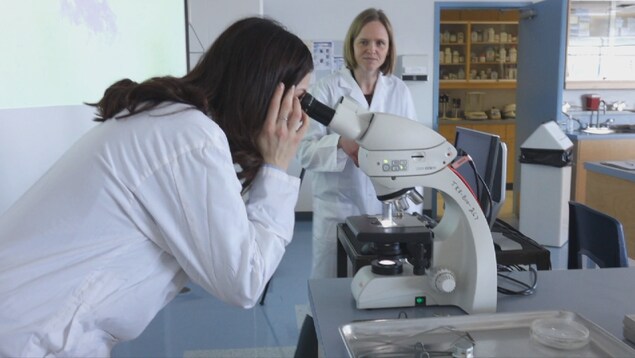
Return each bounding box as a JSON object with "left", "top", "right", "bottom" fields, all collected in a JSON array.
[{"left": 568, "top": 201, "right": 629, "bottom": 269}]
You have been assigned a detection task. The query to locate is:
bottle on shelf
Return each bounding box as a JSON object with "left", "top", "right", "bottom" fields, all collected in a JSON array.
[
  {"left": 445, "top": 48, "right": 452, "bottom": 64},
  {"left": 486, "top": 47, "right": 495, "bottom": 62},
  {"left": 509, "top": 47, "right": 518, "bottom": 63},
  {"left": 500, "top": 47, "right": 507, "bottom": 63}
]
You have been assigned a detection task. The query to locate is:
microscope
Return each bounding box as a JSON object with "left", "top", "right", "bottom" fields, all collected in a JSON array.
[{"left": 300, "top": 94, "right": 497, "bottom": 314}]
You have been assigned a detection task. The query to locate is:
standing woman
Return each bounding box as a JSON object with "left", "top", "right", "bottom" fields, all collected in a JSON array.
[
  {"left": 297, "top": 8, "right": 417, "bottom": 279},
  {"left": 0, "top": 17, "right": 312, "bottom": 356}
]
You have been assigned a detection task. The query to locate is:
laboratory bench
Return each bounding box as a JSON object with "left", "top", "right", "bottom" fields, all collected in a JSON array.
[
  {"left": 308, "top": 267, "right": 635, "bottom": 358},
  {"left": 566, "top": 131, "right": 635, "bottom": 204},
  {"left": 584, "top": 161, "right": 635, "bottom": 259}
]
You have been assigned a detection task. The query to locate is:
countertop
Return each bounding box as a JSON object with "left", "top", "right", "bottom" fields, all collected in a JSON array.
[
  {"left": 438, "top": 118, "right": 516, "bottom": 125},
  {"left": 585, "top": 161, "right": 635, "bottom": 183},
  {"left": 309, "top": 268, "right": 635, "bottom": 358},
  {"left": 567, "top": 130, "right": 635, "bottom": 141}
]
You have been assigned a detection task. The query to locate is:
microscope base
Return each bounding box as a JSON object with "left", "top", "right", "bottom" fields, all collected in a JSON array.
[{"left": 351, "top": 264, "right": 443, "bottom": 310}]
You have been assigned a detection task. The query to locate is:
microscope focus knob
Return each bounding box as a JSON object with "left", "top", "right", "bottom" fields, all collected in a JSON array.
[{"left": 431, "top": 269, "right": 456, "bottom": 294}]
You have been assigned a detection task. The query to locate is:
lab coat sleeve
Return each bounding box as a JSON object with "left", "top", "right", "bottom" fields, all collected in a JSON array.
[
  {"left": 295, "top": 80, "right": 349, "bottom": 172},
  {"left": 134, "top": 140, "right": 299, "bottom": 309}
]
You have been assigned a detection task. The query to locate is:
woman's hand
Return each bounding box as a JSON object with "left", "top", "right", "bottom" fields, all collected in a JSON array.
[
  {"left": 338, "top": 137, "right": 360, "bottom": 167},
  {"left": 258, "top": 83, "right": 309, "bottom": 171}
]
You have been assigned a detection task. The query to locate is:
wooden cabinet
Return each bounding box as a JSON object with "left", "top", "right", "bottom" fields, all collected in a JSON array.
[
  {"left": 439, "top": 22, "right": 469, "bottom": 86},
  {"left": 570, "top": 137, "right": 635, "bottom": 203},
  {"left": 441, "top": 9, "right": 519, "bottom": 22},
  {"left": 585, "top": 168, "right": 635, "bottom": 259},
  {"left": 440, "top": 21, "right": 518, "bottom": 90},
  {"left": 438, "top": 121, "right": 516, "bottom": 186}
]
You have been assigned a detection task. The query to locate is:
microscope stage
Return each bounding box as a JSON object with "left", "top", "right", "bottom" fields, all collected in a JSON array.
[{"left": 345, "top": 214, "right": 433, "bottom": 244}]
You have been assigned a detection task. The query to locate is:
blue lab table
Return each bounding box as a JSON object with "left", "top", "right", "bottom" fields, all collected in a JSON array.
[{"left": 308, "top": 267, "right": 635, "bottom": 357}]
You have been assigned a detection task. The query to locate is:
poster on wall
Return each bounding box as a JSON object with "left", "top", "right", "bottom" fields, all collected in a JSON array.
[{"left": 308, "top": 40, "right": 344, "bottom": 84}]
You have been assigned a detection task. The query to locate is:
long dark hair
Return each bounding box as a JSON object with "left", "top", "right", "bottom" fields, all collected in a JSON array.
[{"left": 88, "top": 17, "right": 313, "bottom": 191}]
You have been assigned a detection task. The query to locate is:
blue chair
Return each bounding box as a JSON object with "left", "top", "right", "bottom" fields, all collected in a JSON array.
[{"left": 568, "top": 201, "right": 629, "bottom": 269}]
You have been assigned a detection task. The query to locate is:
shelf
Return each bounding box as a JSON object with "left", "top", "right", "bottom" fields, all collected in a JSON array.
[
  {"left": 471, "top": 62, "right": 517, "bottom": 65},
  {"left": 440, "top": 20, "right": 519, "bottom": 88},
  {"left": 440, "top": 81, "right": 516, "bottom": 90},
  {"left": 472, "top": 41, "right": 518, "bottom": 45}
]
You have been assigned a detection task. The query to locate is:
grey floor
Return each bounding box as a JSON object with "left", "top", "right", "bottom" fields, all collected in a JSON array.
[
  {"left": 112, "top": 219, "right": 314, "bottom": 358},
  {"left": 112, "top": 213, "right": 574, "bottom": 357}
]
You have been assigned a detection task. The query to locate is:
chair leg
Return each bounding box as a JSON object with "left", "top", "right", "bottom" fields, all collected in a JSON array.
[
  {"left": 259, "top": 279, "right": 270, "bottom": 305},
  {"left": 294, "top": 315, "right": 318, "bottom": 358}
]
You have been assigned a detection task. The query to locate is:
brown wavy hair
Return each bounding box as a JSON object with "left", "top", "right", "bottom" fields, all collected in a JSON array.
[{"left": 87, "top": 17, "right": 313, "bottom": 191}]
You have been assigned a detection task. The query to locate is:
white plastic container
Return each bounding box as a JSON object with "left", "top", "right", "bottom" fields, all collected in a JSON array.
[{"left": 519, "top": 122, "right": 573, "bottom": 247}]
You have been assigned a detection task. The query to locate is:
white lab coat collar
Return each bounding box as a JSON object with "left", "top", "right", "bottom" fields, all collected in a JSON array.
[{"left": 336, "top": 67, "right": 388, "bottom": 111}]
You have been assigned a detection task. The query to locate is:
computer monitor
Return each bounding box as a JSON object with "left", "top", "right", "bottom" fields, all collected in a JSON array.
[{"left": 454, "top": 127, "right": 506, "bottom": 228}]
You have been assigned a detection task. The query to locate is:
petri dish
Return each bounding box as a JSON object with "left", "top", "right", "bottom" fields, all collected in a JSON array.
[{"left": 530, "top": 317, "right": 590, "bottom": 350}]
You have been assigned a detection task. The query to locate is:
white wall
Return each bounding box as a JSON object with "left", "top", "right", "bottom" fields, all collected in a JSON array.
[
  {"left": 265, "top": 0, "right": 434, "bottom": 126},
  {"left": 1, "top": 0, "right": 563, "bottom": 216},
  {"left": 187, "top": 0, "right": 263, "bottom": 68},
  {"left": 0, "top": 106, "right": 97, "bottom": 214},
  {"left": 264, "top": 0, "right": 529, "bottom": 211}
]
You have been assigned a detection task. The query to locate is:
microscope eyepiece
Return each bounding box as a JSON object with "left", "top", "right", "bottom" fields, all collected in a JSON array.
[{"left": 300, "top": 93, "right": 335, "bottom": 127}]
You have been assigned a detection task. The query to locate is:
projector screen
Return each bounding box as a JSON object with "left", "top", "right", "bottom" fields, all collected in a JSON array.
[
  {"left": 0, "top": 0, "right": 188, "bottom": 109},
  {"left": 0, "top": 0, "right": 188, "bottom": 215}
]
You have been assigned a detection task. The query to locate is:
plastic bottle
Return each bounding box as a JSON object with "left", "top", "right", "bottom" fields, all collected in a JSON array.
[
  {"left": 487, "top": 28, "right": 495, "bottom": 42},
  {"left": 486, "top": 47, "right": 495, "bottom": 62},
  {"left": 500, "top": 47, "right": 507, "bottom": 63},
  {"left": 452, "top": 50, "right": 460, "bottom": 64},
  {"left": 443, "top": 30, "right": 450, "bottom": 43},
  {"left": 509, "top": 47, "right": 518, "bottom": 63}
]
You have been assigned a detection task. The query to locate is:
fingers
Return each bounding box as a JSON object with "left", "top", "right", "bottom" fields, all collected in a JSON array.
[
  {"left": 285, "top": 91, "right": 302, "bottom": 130},
  {"left": 265, "top": 83, "right": 286, "bottom": 132},
  {"left": 278, "top": 85, "right": 295, "bottom": 122},
  {"left": 276, "top": 86, "right": 308, "bottom": 136}
]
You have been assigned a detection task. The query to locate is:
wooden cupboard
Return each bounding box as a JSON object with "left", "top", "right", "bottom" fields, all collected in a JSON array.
[
  {"left": 440, "top": 20, "right": 518, "bottom": 90},
  {"left": 570, "top": 137, "right": 635, "bottom": 203}
]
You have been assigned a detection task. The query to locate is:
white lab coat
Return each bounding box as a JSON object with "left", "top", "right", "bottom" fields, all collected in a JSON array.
[
  {"left": 297, "top": 68, "right": 417, "bottom": 279},
  {"left": 0, "top": 103, "right": 299, "bottom": 356}
]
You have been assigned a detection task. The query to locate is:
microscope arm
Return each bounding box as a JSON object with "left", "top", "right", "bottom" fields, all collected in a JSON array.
[
  {"left": 300, "top": 94, "right": 497, "bottom": 314},
  {"left": 301, "top": 95, "right": 456, "bottom": 197}
]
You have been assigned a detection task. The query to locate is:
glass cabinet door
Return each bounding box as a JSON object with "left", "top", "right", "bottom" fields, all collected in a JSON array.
[
  {"left": 566, "top": 1, "right": 635, "bottom": 88},
  {"left": 439, "top": 22, "right": 468, "bottom": 83}
]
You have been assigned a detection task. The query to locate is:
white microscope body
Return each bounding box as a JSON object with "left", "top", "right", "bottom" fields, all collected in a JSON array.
[{"left": 301, "top": 95, "right": 498, "bottom": 314}]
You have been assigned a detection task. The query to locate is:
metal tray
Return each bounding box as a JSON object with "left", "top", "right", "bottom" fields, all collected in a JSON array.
[{"left": 339, "top": 310, "right": 635, "bottom": 357}]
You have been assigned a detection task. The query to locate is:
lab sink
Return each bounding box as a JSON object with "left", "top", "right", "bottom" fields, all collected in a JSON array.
[{"left": 609, "top": 124, "right": 635, "bottom": 133}]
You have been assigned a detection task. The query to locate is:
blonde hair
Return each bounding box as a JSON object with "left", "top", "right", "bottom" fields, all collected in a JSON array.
[{"left": 343, "top": 8, "right": 396, "bottom": 74}]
